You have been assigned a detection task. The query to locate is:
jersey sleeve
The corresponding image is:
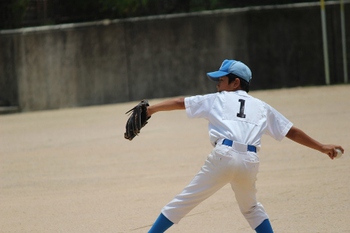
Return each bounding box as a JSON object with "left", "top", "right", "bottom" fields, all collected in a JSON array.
[
  {"left": 184, "top": 94, "right": 217, "bottom": 119},
  {"left": 265, "top": 103, "right": 293, "bottom": 141}
]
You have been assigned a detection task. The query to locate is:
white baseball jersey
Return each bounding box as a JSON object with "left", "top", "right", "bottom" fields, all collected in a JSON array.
[{"left": 184, "top": 90, "right": 293, "bottom": 147}]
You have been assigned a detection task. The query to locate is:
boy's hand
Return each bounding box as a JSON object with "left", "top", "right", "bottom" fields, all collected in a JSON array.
[
  {"left": 321, "top": 145, "right": 344, "bottom": 160},
  {"left": 124, "top": 100, "right": 151, "bottom": 141}
]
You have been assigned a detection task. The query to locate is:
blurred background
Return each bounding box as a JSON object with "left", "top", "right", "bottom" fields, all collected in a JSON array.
[
  {"left": 0, "top": 0, "right": 322, "bottom": 29},
  {"left": 0, "top": 0, "right": 349, "bottom": 112}
]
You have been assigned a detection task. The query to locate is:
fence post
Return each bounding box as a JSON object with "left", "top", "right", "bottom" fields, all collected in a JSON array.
[
  {"left": 340, "top": 0, "right": 348, "bottom": 83},
  {"left": 320, "top": 0, "right": 330, "bottom": 85}
]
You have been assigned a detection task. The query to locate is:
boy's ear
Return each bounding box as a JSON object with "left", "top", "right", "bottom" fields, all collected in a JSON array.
[
  {"left": 228, "top": 78, "right": 240, "bottom": 91},
  {"left": 233, "top": 78, "right": 241, "bottom": 89}
]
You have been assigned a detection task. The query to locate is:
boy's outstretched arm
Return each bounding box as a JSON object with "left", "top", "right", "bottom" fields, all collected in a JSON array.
[
  {"left": 147, "top": 97, "right": 185, "bottom": 117},
  {"left": 286, "top": 126, "right": 344, "bottom": 160}
]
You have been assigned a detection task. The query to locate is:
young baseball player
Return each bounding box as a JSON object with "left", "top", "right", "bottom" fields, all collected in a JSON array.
[{"left": 145, "top": 59, "right": 344, "bottom": 233}]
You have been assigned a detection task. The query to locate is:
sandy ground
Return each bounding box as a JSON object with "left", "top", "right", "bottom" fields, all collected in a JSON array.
[{"left": 1, "top": 85, "right": 349, "bottom": 233}]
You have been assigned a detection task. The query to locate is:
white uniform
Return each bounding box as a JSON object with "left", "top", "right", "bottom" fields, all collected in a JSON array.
[{"left": 161, "top": 90, "right": 293, "bottom": 229}]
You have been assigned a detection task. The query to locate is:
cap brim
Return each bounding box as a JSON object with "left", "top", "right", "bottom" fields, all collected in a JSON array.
[{"left": 206, "top": 71, "right": 229, "bottom": 81}]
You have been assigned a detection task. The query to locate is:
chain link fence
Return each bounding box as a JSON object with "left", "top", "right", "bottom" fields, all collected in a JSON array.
[{"left": 0, "top": 0, "right": 320, "bottom": 30}]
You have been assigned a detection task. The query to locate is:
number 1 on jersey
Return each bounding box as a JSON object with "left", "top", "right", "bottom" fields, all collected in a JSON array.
[{"left": 237, "top": 99, "right": 246, "bottom": 118}]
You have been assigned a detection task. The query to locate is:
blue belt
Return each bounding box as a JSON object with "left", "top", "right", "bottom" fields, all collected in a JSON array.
[{"left": 222, "top": 139, "right": 257, "bottom": 153}]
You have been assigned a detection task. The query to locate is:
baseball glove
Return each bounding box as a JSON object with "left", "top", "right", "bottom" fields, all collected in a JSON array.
[{"left": 124, "top": 100, "right": 151, "bottom": 140}]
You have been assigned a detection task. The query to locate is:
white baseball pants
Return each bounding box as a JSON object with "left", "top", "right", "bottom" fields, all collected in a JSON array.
[{"left": 161, "top": 141, "right": 269, "bottom": 230}]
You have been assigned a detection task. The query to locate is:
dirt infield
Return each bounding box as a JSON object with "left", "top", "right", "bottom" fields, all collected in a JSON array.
[{"left": 1, "top": 85, "right": 349, "bottom": 233}]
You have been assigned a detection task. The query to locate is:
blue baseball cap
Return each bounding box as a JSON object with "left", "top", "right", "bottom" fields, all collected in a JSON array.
[{"left": 207, "top": 59, "right": 252, "bottom": 83}]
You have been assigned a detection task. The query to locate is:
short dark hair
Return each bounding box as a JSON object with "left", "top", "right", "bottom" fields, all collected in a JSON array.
[{"left": 227, "top": 73, "right": 250, "bottom": 93}]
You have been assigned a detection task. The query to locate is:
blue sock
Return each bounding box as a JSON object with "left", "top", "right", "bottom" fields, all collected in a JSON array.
[
  {"left": 148, "top": 213, "right": 174, "bottom": 233},
  {"left": 255, "top": 219, "right": 273, "bottom": 233}
]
